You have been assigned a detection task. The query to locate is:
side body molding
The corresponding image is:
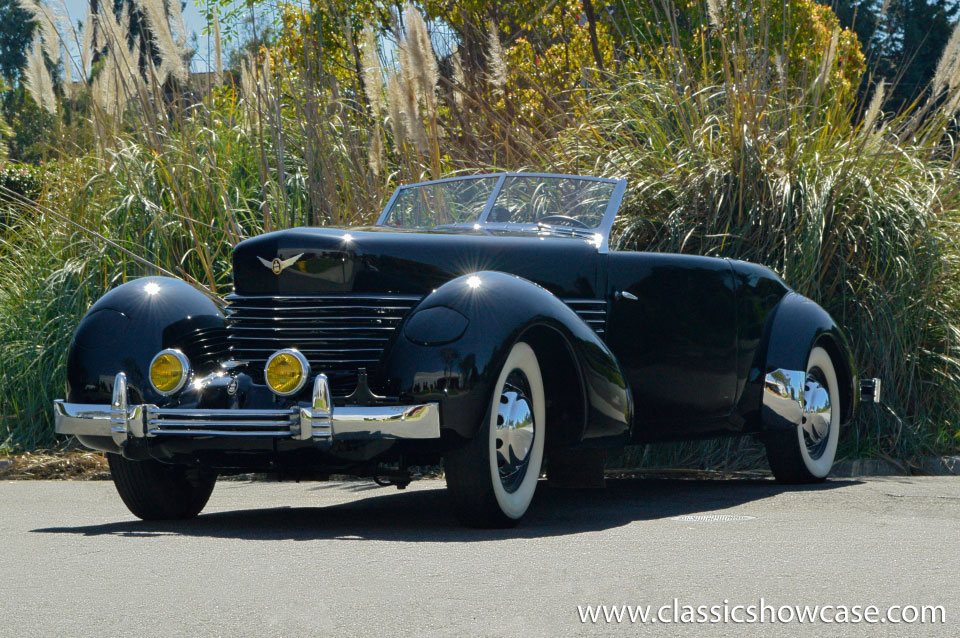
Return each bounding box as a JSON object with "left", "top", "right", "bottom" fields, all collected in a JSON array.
[
  {"left": 379, "top": 271, "right": 633, "bottom": 446},
  {"left": 755, "top": 292, "right": 859, "bottom": 430}
]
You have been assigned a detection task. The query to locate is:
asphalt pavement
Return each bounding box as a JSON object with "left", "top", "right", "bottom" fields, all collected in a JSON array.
[{"left": 1, "top": 475, "right": 958, "bottom": 637}]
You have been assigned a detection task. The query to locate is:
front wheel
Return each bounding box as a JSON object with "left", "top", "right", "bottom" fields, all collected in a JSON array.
[
  {"left": 445, "top": 341, "right": 546, "bottom": 527},
  {"left": 763, "top": 346, "right": 841, "bottom": 483},
  {"left": 107, "top": 454, "right": 217, "bottom": 520}
]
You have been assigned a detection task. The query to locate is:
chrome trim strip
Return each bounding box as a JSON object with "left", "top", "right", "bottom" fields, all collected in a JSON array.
[
  {"left": 226, "top": 294, "right": 423, "bottom": 302},
  {"left": 144, "top": 408, "right": 296, "bottom": 417},
  {"left": 147, "top": 429, "right": 295, "bottom": 437},
  {"left": 230, "top": 326, "right": 398, "bottom": 332},
  {"left": 228, "top": 315, "right": 408, "bottom": 322},
  {"left": 151, "top": 419, "right": 298, "bottom": 427},
  {"left": 225, "top": 335, "right": 391, "bottom": 342}
]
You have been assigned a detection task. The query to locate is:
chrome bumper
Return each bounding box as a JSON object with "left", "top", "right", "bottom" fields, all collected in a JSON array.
[{"left": 54, "top": 372, "right": 440, "bottom": 446}]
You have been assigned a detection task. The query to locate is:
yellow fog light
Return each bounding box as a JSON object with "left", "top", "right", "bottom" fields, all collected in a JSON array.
[
  {"left": 149, "top": 349, "right": 190, "bottom": 395},
  {"left": 265, "top": 349, "right": 310, "bottom": 396}
]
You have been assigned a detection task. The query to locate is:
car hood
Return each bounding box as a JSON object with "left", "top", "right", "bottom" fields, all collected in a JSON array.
[{"left": 231, "top": 226, "right": 603, "bottom": 298}]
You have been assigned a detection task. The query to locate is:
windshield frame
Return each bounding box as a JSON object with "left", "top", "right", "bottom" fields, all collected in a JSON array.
[{"left": 376, "top": 173, "right": 627, "bottom": 251}]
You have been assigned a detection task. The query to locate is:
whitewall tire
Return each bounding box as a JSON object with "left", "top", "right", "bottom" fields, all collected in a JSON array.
[
  {"left": 764, "top": 346, "right": 841, "bottom": 483},
  {"left": 445, "top": 341, "right": 545, "bottom": 527}
]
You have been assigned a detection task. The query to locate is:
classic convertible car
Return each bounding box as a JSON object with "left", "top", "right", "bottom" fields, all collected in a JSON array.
[{"left": 54, "top": 173, "right": 879, "bottom": 527}]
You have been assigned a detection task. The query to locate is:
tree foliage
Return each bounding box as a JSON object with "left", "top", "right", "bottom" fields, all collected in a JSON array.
[{"left": 0, "top": 0, "right": 35, "bottom": 85}]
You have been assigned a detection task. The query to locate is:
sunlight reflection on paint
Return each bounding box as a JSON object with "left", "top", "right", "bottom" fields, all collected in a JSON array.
[
  {"left": 466, "top": 275, "right": 482, "bottom": 289},
  {"left": 342, "top": 233, "right": 353, "bottom": 242},
  {"left": 144, "top": 282, "right": 160, "bottom": 296}
]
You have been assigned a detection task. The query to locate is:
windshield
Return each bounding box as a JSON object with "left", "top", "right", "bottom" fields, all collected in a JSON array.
[
  {"left": 381, "top": 177, "right": 498, "bottom": 228},
  {"left": 379, "top": 175, "right": 618, "bottom": 231}
]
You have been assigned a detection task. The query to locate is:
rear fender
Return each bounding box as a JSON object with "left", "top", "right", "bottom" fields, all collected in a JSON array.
[{"left": 752, "top": 292, "right": 858, "bottom": 431}]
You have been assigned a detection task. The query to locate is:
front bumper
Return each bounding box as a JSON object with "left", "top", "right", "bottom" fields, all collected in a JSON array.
[{"left": 55, "top": 372, "right": 440, "bottom": 447}]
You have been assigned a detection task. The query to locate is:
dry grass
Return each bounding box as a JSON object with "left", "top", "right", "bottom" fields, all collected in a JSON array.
[{"left": 0, "top": 450, "right": 110, "bottom": 480}]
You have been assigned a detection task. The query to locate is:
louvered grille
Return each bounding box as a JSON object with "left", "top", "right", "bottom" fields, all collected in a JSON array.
[
  {"left": 563, "top": 299, "right": 607, "bottom": 337},
  {"left": 179, "top": 326, "right": 231, "bottom": 371},
  {"left": 225, "top": 294, "right": 422, "bottom": 396},
  {"left": 224, "top": 294, "right": 607, "bottom": 397}
]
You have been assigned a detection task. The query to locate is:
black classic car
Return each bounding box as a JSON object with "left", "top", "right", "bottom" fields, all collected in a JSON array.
[{"left": 55, "top": 173, "right": 879, "bottom": 527}]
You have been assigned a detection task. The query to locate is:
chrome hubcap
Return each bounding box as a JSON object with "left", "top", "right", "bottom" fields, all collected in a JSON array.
[
  {"left": 802, "top": 367, "right": 832, "bottom": 459},
  {"left": 495, "top": 370, "right": 535, "bottom": 493}
]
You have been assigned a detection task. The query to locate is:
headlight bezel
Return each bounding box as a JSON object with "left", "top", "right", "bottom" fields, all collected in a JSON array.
[
  {"left": 264, "top": 348, "right": 311, "bottom": 396},
  {"left": 148, "top": 348, "right": 191, "bottom": 396}
]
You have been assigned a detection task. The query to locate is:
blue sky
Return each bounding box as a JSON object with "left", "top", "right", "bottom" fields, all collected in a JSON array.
[
  {"left": 60, "top": 0, "right": 226, "bottom": 73},
  {"left": 54, "top": 1, "right": 455, "bottom": 77}
]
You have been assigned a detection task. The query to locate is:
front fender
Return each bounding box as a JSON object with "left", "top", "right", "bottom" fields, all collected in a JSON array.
[
  {"left": 378, "top": 271, "right": 632, "bottom": 444},
  {"left": 66, "top": 276, "right": 225, "bottom": 407},
  {"left": 753, "top": 292, "right": 858, "bottom": 429}
]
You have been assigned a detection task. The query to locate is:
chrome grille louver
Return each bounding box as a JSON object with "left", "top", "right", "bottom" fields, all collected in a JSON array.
[
  {"left": 179, "top": 326, "right": 231, "bottom": 370},
  {"left": 146, "top": 407, "right": 300, "bottom": 437},
  {"left": 225, "top": 294, "right": 421, "bottom": 396}
]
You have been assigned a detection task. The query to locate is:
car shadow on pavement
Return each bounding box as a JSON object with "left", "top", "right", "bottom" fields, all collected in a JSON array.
[{"left": 32, "top": 477, "right": 861, "bottom": 542}]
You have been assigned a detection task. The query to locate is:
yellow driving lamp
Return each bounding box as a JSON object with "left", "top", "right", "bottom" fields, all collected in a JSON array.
[
  {"left": 265, "top": 349, "right": 310, "bottom": 396},
  {"left": 149, "top": 349, "right": 190, "bottom": 395}
]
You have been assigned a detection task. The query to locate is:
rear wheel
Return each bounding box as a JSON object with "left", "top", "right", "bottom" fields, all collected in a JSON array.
[
  {"left": 764, "top": 346, "right": 841, "bottom": 483},
  {"left": 445, "top": 341, "right": 545, "bottom": 527},
  {"left": 107, "top": 454, "right": 217, "bottom": 520}
]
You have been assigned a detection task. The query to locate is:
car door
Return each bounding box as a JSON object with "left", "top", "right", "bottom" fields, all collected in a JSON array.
[{"left": 605, "top": 252, "right": 738, "bottom": 439}]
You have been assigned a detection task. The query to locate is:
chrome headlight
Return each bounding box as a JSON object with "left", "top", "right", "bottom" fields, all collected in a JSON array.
[
  {"left": 149, "top": 349, "right": 190, "bottom": 395},
  {"left": 264, "top": 349, "right": 310, "bottom": 396}
]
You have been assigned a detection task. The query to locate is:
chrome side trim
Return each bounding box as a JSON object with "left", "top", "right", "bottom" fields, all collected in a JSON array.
[{"left": 761, "top": 368, "right": 806, "bottom": 430}]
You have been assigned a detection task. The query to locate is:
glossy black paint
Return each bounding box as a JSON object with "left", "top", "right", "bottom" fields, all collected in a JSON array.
[
  {"left": 380, "top": 271, "right": 632, "bottom": 448},
  {"left": 66, "top": 276, "right": 225, "bottom": 407},
  {"left": 62, "top": 217, "right": 860, "bottom": 469},
  {"left": 232, "top": 227, "right": 602, "bottom": 297},
  {"left": 727, "top": 259, "right": 792, "bottom": 426},
  {"left": 605, "top": 252, "right": 738, "bottom": 440}
]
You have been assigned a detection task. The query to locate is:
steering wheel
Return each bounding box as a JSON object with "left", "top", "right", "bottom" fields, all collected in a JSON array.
[{"left": 538, "top": 214, "right": 591, "bottom": 229}]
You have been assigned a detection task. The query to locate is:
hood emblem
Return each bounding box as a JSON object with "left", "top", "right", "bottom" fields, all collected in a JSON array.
[{"left": 258, "top": 253, "right": 304, "bottom": 275}]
